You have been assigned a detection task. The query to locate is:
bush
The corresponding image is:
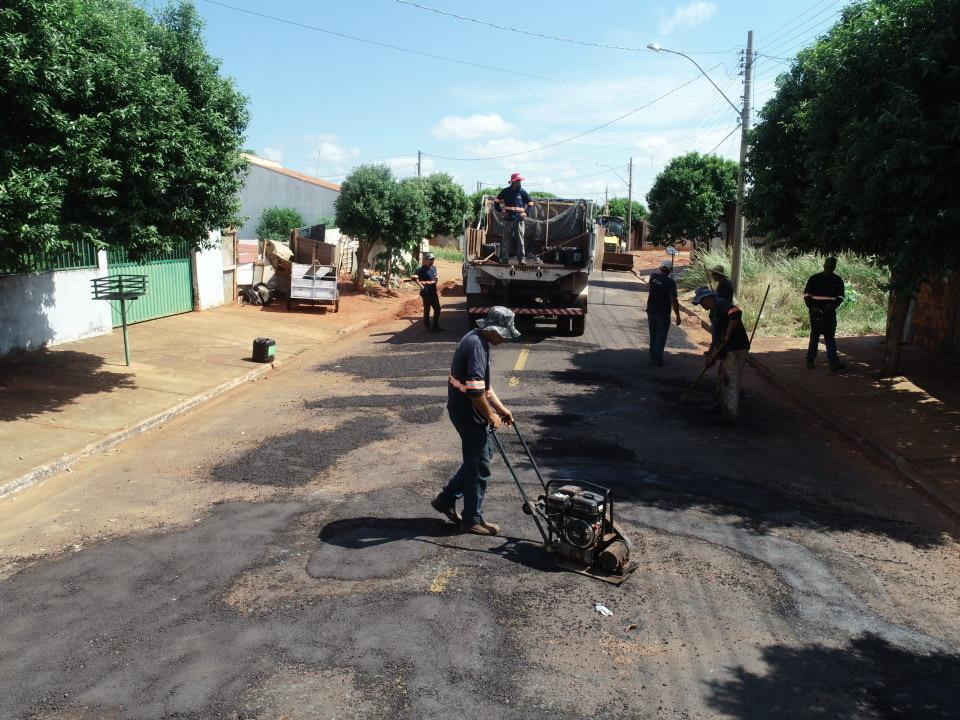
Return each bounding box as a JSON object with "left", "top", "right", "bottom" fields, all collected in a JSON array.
[
  {"left": 430, "top": 246, "right": 464, "bottom": 263},
  {"left": 257, "top": 207, "right": 305, "bottom": 242},
  {"left": 679, "top": 247, "right": 889, "bottom": 338}
]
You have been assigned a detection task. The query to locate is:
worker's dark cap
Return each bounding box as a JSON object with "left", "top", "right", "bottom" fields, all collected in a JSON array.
[
  {"left": 423, "top": 252, "right": 435, "bottom": 260},
  {"left": 692, "top": 286, "right": 716, "bottom": 305}
]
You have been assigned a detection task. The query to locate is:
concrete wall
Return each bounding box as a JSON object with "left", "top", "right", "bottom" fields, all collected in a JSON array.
[
  {"left": 0, "top": 251, "right": 112, "bottom": 355},
  {"left": 193, "top": 230, "right": 225, "bottom": 310},
  {"left": 237, "top": 164, "right": 339, "bottom": 240}
]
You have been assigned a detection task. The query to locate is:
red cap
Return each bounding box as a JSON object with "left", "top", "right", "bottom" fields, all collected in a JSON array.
[{"left": 509, "top": 172, "right": 524, "bottom": 183}]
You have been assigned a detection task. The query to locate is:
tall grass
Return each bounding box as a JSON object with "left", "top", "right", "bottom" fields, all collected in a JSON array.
[
  {"left": 679, "top": 247, "right": 889, "bottom": 337},
  {"left": 430, "top": 246, "right": 464, "bottom": 263}
]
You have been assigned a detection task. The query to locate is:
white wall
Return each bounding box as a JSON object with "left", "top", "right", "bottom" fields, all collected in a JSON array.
[
  {"left": 237, "top": 164, "right": 339, "bottom": 240},
  {"left": 193, "top": 230, "right": 225, "bottom": 310},
  {"left": 0, "top": 251, "right": 112, "bottom": 355}
]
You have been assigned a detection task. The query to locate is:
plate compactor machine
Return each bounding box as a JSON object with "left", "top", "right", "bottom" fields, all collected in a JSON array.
[{"left": 491, "top": 423, "right": 637, "bottom": 585}]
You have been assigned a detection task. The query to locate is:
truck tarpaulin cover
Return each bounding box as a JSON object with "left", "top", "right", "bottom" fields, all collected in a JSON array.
[{"left": 488, "top": 199, "right": 588, "bottom": 255}]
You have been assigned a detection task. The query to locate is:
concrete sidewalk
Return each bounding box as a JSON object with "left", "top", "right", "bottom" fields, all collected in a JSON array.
[
  {"left": 746, "top": 335, "right": 960, "bottom": 515},
  {"left": 1, "top": 262, "right": 460, "bottom": 496}
]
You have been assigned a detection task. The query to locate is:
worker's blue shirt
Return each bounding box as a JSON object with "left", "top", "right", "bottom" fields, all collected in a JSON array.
[
  {"left": 709, "top": 297, "right": 751, "bottom": 357},
  {"left": 448, "top": 330, "right": 491, "bottom": 424},
  {"left": 415, "top": 264, "right": 438, "bottom": 294},
  {"left": 646, "top": 271, "right": 677, "bottom": 315},
  {"left": 803, "top": 271, "right": 845, "bottom": 313},
  {"left": 496, "top": 186, "right": 532, "bottom": 221}
]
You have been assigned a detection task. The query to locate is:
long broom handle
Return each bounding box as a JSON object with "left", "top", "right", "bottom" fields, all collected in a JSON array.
[{"left": 750, "top": 284, "right": 771, "bottom": 344}]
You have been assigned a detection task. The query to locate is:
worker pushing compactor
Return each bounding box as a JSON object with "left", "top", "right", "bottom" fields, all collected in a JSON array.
[{"left": 431, "top": 306, "right": 520, "bottom": 536}]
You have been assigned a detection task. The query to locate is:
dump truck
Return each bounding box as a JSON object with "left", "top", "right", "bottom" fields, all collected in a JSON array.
[{"left": 462, "top": 196, "right": 597, "bottom": 336}]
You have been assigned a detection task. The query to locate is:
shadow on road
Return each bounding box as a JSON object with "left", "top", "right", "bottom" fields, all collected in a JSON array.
[{"left": 707, "top": 633, "right": 960, "bottom": 720}]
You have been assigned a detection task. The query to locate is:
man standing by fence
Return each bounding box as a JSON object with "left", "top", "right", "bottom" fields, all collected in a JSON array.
[
  {"left": 646, "top": 262, "right": 682, "bottom": 366},
  {"left": 804, "top": 257, "right": 846, "bottom": 371}
]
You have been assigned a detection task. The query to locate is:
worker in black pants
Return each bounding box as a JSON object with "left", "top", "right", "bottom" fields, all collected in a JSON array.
[
  {"left": 804, "top": 256, "right": 846, "bottom": 371},
  {"left": 412, "top": 252, "right": 442, "bottom": 332}
]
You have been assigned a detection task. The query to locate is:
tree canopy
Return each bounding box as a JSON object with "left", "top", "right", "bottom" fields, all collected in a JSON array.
[
  {"left": 0, "top": 0, "right": 248, "bottom": 271},
  {"left": 646, "top": 152, "right": 738, "bottom": 246},
  {"left": 419, "top": 173, "right": 468, "bottom": 237},
  {"left": 744, "top": 0, "right": 960, "bottom": 372},
  {"left": 257, "top": 207, "right": 304, "bottom": 242},
  {"left": 597, "top": 197, "right": 649, "bottom": 224}
]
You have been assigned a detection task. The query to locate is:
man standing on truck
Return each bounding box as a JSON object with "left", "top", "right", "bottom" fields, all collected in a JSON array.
[
  {"left": 431, "top": 306, "right": 520, "bottom": 536},
  {"left": 646, "top": 262, "right": 682, "bottom": 366},
  {"left": 495, "top": 172, "right": 531, "bottom": 263},
  {"left": 693, "top": 287, "right": 751, "bottom": 421},
  {"left": 411, "top": 252, "right": 442, "bottom": 332}
]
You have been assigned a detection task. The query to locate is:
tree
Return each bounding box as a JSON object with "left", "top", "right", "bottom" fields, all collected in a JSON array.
[
  {"left": 529, "top": 191, "right": 558, "bottom": 199},
  {"left": 745, "top": 0, "right": 960, "bottom": 375},
  {"left": 0, "top": 0, "right": 248, "bottom": 270},
  {"left": 646, "top": 152, "right": 738, "bottom": 247},
  {"left": 598, "top": 197, "right": 649, "bottom": 225},
  {"left": 335, "top": 165, "right": 394, "bottom": 290},
  {"left": 257, "top": 207, "right": 304, "bottom": 242},
  {"left": 383, "top": 178, "right": 431, "bottom": 288},
  {"left": 420, "top": 173, "right": 468, "bottom": 237}
]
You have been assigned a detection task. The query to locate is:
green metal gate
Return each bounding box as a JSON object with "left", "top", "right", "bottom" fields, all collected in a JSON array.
[{"left": 108, "top": 242, "right": 193, "bottom": 326}]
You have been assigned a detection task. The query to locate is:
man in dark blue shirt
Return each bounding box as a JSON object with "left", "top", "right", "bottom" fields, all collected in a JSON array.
[
  {"left": 803, "top": 257, "right": 846, "bottom": 371},
  {"left": 710, "top": 265, "right": 735, "bottom": 302},
  {"left": 411, "top": 252, "right": 442, "bottom": 332},
  {"left": 432, "top": 306, "right": 520, "bottom": 535},
  {"left": 693, "top": 287, "right": 751, "bottom": 421},
  {"left": 645, "top": 262, "right": 682, "bottom": 366},
  {"left": 495, "top": 172, "right": 532, "bottom": 263}
]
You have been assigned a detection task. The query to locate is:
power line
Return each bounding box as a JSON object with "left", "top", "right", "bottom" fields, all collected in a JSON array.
[
  {"left": 707, "top": 124, "right": 742, "bottom": 155},
  {"left": 757, "top": 0, "right": 846, "bottom": 47},
  {"left": 198, "top": 0, "right": 588, "bottom": 86},
  {"left": 395, "top": 0, "right": 739, "bottom": 56},
  {"left": 424, "top": 67, "right": 720, "bottom": 161}
]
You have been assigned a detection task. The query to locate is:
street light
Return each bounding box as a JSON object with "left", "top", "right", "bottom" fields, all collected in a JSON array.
[{"left": 647, "top": 34, "right": 754, "bottom": 295}]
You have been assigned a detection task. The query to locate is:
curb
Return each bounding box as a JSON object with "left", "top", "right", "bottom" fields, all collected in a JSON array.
[
  {"left": 0, "top": 298, "right": 411, "bottom": 500},
  {"left": 677, "top": 298, "right": 960, "bottom": 520}
]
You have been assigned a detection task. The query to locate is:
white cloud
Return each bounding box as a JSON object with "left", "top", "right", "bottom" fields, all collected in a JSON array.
[
  {"left": 260, "top": 146, "right": 284, "bottom": 162},
  {"left": 309, "top": 134, "right": 360, "bottom": 164},
  {"left": 431, "top": 113, "right": 514, "bottom": 140},
  {"left": 658, "top": 1, "right": 718, "bottom": 35}
]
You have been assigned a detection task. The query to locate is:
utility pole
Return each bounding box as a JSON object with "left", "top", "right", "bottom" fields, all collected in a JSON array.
[
  {"left": 417, "top": 150, "right": 422, "bottom": 177},
  {"left": 604, "top": 186, "right": 609, "bottom": 215},
  {"left": 476, "top": 180, "right": 481, "bottom": 193},
  {"left": 626, "top": 157, "right": 633, "bottom": 250},
  {"left": 731, "top": 30, "right": 754, "bottom": 296}
]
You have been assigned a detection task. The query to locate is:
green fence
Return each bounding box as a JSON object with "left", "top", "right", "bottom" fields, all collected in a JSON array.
[
  {"left": 107, "top": 241, "right": 194, "bottom": 326},
  {"left": 0, "top": 239, "right": 100, "bottom": 275}
]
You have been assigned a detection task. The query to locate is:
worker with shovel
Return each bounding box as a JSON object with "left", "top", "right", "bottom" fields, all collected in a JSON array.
[
  {"left": 646, "top": 262, "right": 682, "bottom": 366},
  {"left": 431, "top": 306, "right": 521, "bottom": 535},
  {"left": 412, "top": 252, "right": 442, "bottom": 333},
  {"left": 693, "top": 287, "right": 751, "bottom": 421}
]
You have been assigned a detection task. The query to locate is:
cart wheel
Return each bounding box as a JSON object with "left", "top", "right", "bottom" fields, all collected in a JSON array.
[{"left": 334, "top": 297, "right": 340, "bottom": 313}]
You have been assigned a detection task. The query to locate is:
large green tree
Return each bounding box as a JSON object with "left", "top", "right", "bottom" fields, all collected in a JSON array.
[
  {"left": 646, "top": 152, "right": 738, "bottom": 246},
  {"left": 745, "top": 0, "right": 960, "bottom": 374},
  {"left": 257, "top": 207, "right": 304, "bottom": 242},
  {"left": 419, "top": 173, "right": 468, "bottom": 237},
  {"left": 335, "top": 164, "right": 394, "bottom": 290},
  {"left": 0, "top": 0, "right": 248, "bottom": 270},
  {"left": 384, "top": 177, "right": 431, "bottom": 288}
]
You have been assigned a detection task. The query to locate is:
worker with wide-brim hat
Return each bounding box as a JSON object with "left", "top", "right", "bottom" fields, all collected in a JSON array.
[
  {"left": 495, "top": 172, "right": 532, "bottom": 263},
  {"left": 432, "top": 306, "right": 521, "bottom": 535}
]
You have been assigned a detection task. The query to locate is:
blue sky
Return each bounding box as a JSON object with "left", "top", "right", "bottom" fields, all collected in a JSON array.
[{"left": 175, "top": 0, "right": 849, "bottom": 204}]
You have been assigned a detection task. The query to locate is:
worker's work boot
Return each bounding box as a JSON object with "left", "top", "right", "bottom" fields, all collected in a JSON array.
[
  {"left": 430, "top": 495, "right": 461, "bottom": 524},
  {"left": 463, "top": 520, "right": 500, "bottom": 535}
]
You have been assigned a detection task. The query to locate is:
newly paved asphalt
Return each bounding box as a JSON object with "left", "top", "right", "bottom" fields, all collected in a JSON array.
[{"left": 1, "top": 271, "right": 959, "bottom": 720}]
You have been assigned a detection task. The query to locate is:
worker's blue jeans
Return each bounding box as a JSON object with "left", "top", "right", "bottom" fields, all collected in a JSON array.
[
  {"left": 647, "top": 312, "right": 671, "bottom": 364},
  {"left": 807, "top": 310, "right": 840, "bottom": 367},
  {"left": 438, "top": 410, "right": 493, "bottom": 525}
]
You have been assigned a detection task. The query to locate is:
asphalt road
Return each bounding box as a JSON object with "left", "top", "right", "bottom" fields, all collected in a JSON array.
[{"left": 2, "top": 270, "right": 959, "bottom": 720}]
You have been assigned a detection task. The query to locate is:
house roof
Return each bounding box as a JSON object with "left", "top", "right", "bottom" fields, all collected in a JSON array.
[{"left": 242, "top": 154, "right": 342, "bottom": 192}]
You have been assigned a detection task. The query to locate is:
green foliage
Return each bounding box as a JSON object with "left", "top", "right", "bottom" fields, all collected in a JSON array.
[
  {"left": 316, "top": 215, "right": 336, "bottom": 228},
  {"left": 529, "top": 191, "right": 558, "bottom": 199},
  {"left": 596, "top": 197, "right": 648, "bottom": 224},
  {"left": 387, "top": 178, "right": 431, "bottom": 254},
  {"left": 680, "top": 247, "right": 889, "bottom": 337},
  {"left": 419, "top": 173, "right": 468, "bottom": 237},
  {"left": 464, "top": 189, "right": 488, "bottom": 227},
  {"left": 745, "top": 0, "right": 960, "bottom": 292},
  {"left": 646, "top": 152, "right": 738, "bottom": 246},
  {"left": 0, "top": 0, "right": 249, "bottom": 271},
  {"left": 257, "top": 207, "right": 304, "bottom": 242},
  {"left": 430, "top": 245, "right": 464, "bottom": 263}
]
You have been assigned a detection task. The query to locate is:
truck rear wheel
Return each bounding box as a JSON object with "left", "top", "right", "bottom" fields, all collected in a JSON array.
[{"left": 569, "top": 315, "right": 585, "bottom": 336}]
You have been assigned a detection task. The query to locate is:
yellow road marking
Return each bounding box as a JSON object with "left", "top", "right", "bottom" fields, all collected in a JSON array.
[
  {"left": 508, "top": 376, "right": 519, "bottom": 387},
  {"left": 430, "top": 566, "right": 458, "bottom": 593},
  {"left": 514, "top": 348, "right": 529, "bottom": 372}
]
